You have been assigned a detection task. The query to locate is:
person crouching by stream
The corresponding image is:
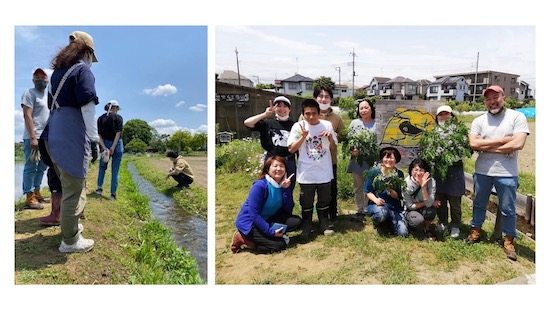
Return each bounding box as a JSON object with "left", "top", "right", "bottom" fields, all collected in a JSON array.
[
  {"left": 231, "top": 155, "right": 302, "bottom": 254},
  {"left": 166, "top": 150, "right": 194, "bottom": 189}
]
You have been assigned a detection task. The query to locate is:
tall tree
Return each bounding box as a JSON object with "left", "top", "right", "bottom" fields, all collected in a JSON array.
[
  {"left": 122, "top": 119, "right": 153, "bottom": 146},
  {"left": 167, "top": 130, "right": 194, "bottom": 155},
  {"left": 313, "top": 76, "right": 336, "bottom": 91}
]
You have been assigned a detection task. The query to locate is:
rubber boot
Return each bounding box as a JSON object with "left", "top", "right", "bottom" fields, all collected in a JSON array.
[
  {"left": 39, "top": 191, "right": 61, "bottom": 226},
  {"left": 504, "top": 235, "right": 517, "bottom": 261},
  {"left": 230, "top": 231, "right": 256, "bottom": 253},
  {"left": 25, "top": 192, "right": 44, "bottom": 210},
  {"left": 300, "top": 209, "right": 313, "bottom": 237},
  {"left": 318, "top": 208, "right": 335, "bottom": 236},
  {"left": 34, "top": 188, "right": 50, "bottom": 203}
]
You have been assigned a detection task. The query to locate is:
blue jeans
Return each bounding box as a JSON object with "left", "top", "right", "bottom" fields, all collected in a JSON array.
[
  {"left": 97, "top": 139, "right": 124, "bottom": 195},
  {"left": 471, "top": 173, "right": 518, "bottom": 237},
  {"left": 22, "top": 139, "right": 48, "bottom": 194},
  {"left": 367, "top": 204, "right": 408, "bottom": 237}
]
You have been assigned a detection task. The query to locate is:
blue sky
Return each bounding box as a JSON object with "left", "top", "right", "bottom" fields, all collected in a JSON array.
[
  {"left": 216, "top": 26, "right": 536, "bottom": 92},
  {"left": 14, "top": 26, "right": 207, "bottom": 143}
]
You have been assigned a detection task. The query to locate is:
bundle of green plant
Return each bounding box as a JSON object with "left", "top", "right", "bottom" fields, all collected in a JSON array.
[
  {"left": 366, "top": 164, "right": 407, "bottom": 195},
  {"left": 342, "top": 126, "right": 380, "bottom": 167},
  {"left": 418, "top": 117, "right": 472, "bottom": 180}
]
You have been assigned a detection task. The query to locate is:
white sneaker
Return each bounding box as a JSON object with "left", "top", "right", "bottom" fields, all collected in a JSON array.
[
  {"left": 435, "top": 223, "right": 447, "bottom": 233},
  {"left": 323, "top": 229, "right": 335, "bottom": 236},
  {"left": 59, "top": 235, "right": 94, "bottom": 253},
  {"left": 450, "top": 227, "right": 460, "bottom": 238},
  {"left": 78, "top": 223, "right": 84, "bottom": 234}
]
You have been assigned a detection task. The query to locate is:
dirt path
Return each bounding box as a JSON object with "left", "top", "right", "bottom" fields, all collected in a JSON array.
[{"left": 145, "top": 156, "right": 207, "bottom": 188}]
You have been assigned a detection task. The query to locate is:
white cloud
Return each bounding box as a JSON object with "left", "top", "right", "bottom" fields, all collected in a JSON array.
[
  {"left": 175, "top": 100, "right": 185, "bottom": 107},
  {"left": 189, "top": 104, "right": 207, "bottom": 112},
  {"left": 148, "top": 118, "right": 207, "bottom": 136},
  {"left": 142, "top": 84, "right": 178, "bottom": 96},
  {"left": 15, "top": 26, "right": 39, "bottom": 41},
  {"left": 149, "top": 119, "right": 177, "bottom": 127}
]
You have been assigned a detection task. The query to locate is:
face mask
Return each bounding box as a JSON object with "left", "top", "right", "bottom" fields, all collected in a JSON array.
[
  {"left": 276, "top": 114, "right": 289, "bottom": 121},
  {"left": 34, "top": 80, "right": 47, "bottom": 90},
  {"left": 319, "top": 103, "right": 331, "bottom": 111},
  {"left": 489, "top": 106, "right": 504, "bottom": 115}
]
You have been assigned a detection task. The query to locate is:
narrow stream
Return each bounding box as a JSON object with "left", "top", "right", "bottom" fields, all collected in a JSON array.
[{"left": 127, "top": 162, "right": 207, "bottom": 282}]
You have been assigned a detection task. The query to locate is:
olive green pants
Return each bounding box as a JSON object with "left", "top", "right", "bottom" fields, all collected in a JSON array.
[{"left": 45, "top": 141, "right": 86, "bottom": 245}]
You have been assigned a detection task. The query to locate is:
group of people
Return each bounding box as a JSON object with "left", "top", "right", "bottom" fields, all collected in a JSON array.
[
  {"left": 231, "top": 85, "right": 529, "bottom": 262},
  {"left": 21, "top": 30, "right": 196, "bottom": 254},
  {"left": 20, "top": 30, "right": 125, "bottom": 253}
]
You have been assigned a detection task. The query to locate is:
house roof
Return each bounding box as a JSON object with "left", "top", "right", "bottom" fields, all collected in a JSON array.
[
  {"left": 387, "top": 76, "right": 415, "bottom": 83},
  {"left": 431, "top": 76, "right": 464, "bottom": 85},
  {"left": 219, "top": 70, "right": 251, "bottom": 81},
  {"left": 416, "top": 79, "right": 431, "bottom": 85},
  {"left": 282, "top": 74, "right": 314, "bottom": 82},
  {"left": 371, "top": 77, "right": 391, "bottom": 83},
  {"left": 433, "top": 70, "right": 519, "bottom": 78}
]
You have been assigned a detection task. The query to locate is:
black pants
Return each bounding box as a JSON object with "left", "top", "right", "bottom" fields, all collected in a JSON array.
[
  {"left": 328, "top": 164, "right": 338, "bottom": 219},
  {"left": 171, "top": 173, "right": 193, "bottom": 187},
  {"left": 47, "top": 167, "right": 62, "bottom": 193},
  {"left": 244, "top": 211, "right": 302, "bottom": 254}
]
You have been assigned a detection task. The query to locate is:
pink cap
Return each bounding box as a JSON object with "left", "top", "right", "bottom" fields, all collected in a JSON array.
[{"left": 483, "top": 85, "right": 504, "bottom": 96}]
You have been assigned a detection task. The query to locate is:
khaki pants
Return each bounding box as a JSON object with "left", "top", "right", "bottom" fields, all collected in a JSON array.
[{"left": 45, "top": 141, "right": 86, "bottom": 245}]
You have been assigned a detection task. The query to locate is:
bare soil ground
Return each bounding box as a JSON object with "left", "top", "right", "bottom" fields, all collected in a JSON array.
[{"left": 146, "top": 156, "right": 207, "bottom": 188}]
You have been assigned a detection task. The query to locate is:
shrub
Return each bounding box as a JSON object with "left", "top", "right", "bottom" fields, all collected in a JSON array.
[{"left": 215, "top": 138, "right": 265, "bottom": 175}]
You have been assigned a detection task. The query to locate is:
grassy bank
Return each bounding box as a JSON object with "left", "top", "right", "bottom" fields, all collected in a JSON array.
[{"left": 15, "top": 154, "right": 205, "bottom": 284}]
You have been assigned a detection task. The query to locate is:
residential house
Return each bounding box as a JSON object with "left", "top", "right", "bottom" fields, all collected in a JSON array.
[
  {"left": 334, "top": 84, "right": 352, "bottom": 98},
  {"left": 379, "top": 76, "right": 418, "bottom": 100},
  {"left": 218, "top": 70, "right": 254, "bottom": 88},
  {"left": 426, "top": 76, "right": 468, "bottom": 101},
  {"left": 433, "top": 70, "right": 520, "bottom": 100},
  {"left": 416, "top": 79, "right": 431, "bottom": 99},
  {"left": 365, "top": 77, "right": 391, "bottom": 96},
  {"left": 517, "top": 81, "right": 534, "bottom": 101},
  {"left": 280, "top": 74, "right": 314, "bottom": 96}
]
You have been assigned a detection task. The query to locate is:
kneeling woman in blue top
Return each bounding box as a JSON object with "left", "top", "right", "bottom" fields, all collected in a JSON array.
[
  {"left": 364, "top": 147, "right": 408, "bottom": 237},
  {"left": 231, "top": 155, "right": 302, "bottom": 254}
]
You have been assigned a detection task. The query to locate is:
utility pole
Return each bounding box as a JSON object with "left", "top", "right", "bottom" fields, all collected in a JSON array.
[
  {"left": 350, "top": 49, "right": 358, "bottom": 97},
  {"left": 472, "top": 52, "right": 479, "bottom": 102},
  {"left": 335, "top": 66, "right": 341, "bottom": 98},
  {"left": 235, "top": 47, "right": 241, "bottom": 86}
]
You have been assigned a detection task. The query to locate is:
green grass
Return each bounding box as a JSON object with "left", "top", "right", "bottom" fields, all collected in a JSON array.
[
  {"left": 215, "top": 167, "right": 536, "bottom": 284},
  {"left": 132, "top": 155, "right": 207, "bottom": 218},
  {"left": 15, "top": 155, "right": 204, "bottom": 284}
]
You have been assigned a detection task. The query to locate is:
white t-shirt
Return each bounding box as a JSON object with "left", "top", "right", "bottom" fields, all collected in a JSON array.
[
  {"left": 21, "top": 88, "right": 49, "bottom": 139},
  {"left": 287, "top": 119, "right": 338, "bottom": 184},
  {"left": 470, "top": 109, "right": 529, "bottom": 177}
]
